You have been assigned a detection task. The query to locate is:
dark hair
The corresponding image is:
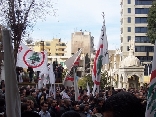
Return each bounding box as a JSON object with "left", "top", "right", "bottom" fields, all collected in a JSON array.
[
  {"left": 61, "top": 111, "right": 81, "bottom": 117},
  {"left": 21, "top": 111, "right": 40, "bottom": 117},
  {"left": 21, "top": 103, "right": 28, "bottom": 113},
  {"left": 0, "top": 98, "right": 5, "bottom": 107},
  {"left": 40, "top": 101, "right": 48, "bottom": 106},
  {"left": 102, "top": 92, "right": 145, "bottom": 117},
  {"left": 94, "top": 106, "right": 102, "bottom": 113}
]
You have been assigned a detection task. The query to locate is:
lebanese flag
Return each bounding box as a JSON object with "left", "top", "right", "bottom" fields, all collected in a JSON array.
[
  {"left": 16, "top": 42, "right": 48, "bottom": 72},
  {"left": 145, "top": 41, "right": 156, "bottom": 117},
  {"left": 65, "top": 49, "right": 82, "bottom": 70},
  {"left": 16, "top": 42, "right": 31, "bottom": 68},
  {"left": 92, "top": 18, "right": 109, "bottom": 94},
  {"left": 63, "top": 72, "right": 74, "bottom": 87}
]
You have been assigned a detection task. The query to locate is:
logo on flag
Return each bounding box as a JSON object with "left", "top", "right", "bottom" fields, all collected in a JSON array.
[{"left": 23, "top": 50, "right": 45, "bottom": 68}]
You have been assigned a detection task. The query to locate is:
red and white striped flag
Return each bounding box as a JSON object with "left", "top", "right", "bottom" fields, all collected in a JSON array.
[
  {"left": 63, "top": 72, "right": 74, "bottom": 87},
  {"left": 65, "top": 49, "right": 82, "bottom": 70},
  {"left": 145, "top": 41, "right": 156, "bottom": 117}
]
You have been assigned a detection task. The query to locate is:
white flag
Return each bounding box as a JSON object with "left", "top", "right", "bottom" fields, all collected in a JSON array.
[
  {"left": 63, "top": 72, "right": 74, "bottom": 87},
  {"left": 145, "top": 41, "right": 156, "bottom": 117},
  {"left": 65, "top": 49, "right": 82, "bottom": 70},
  {"left": 48, "top": 63, "right": 55, "bottom": 84},
  {"left": 17, "top": 43, "right": 48, "bottom": 72},
  {"left": 2, "top": 30, "right": 21, "bottom": 117},
  {"left": 92, "top": 17, "right": 109, "bottom": 94},
  {"left": 16, "top": 42, "right": 31, "bottom": 68},
  {"left": 87, "top": 82, "right": 90, "bottom": 96}
]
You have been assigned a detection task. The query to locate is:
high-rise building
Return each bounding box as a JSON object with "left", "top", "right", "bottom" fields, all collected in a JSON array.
[
  {"left": 120, "top": 0, "right": 155, "bottom": 76},
  {"left": 71, "top": 31, "right": 94, "bottom": 56},
  {"left": 33, "top": 38, "right": 66, "bottom": 56}
]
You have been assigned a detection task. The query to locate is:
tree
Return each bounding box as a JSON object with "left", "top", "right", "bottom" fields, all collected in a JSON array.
[
  {"left": 0, "top": 0, "right": 56, "bottom": 62},
  {"left": 78, "top": 71, "right": 111, "bottom": 89},
  {"left": 147, "top": 1, "right": 156, "bottom": 44}
]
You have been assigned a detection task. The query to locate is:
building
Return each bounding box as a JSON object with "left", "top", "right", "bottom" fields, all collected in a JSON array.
[
  {"left": 71, "top": 31, "right": 94, "bottom": 56},
  {"left": 33, "top": 38, "right": 67, "bottom": 57},
  {"left": 120, "top": 0, "right": 155, "bottom": 76},
  {"left": 64, "top": 41, "right": 71, "bottom": 56}
]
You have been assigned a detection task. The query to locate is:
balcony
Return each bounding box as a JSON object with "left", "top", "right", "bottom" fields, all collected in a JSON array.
[
  {"left": 56, "top": 45, "right": 66, "bottom": 49},
  {"left": 56, "top": 50, "right": 66, "bottom": 54}
]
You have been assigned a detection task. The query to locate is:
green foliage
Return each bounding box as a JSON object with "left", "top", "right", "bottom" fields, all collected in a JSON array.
[
  {"left": 147, "top": 1, "right": 156, "bottom": 44},
  {"left": 85, "top": 53, "right": 90, "bottom": 73},
  {"left": 78, "top": 71, "right": 111, "bottom": 89}
]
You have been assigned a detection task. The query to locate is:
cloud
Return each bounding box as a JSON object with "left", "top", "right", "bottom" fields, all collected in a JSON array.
[{"left": 30, "top": 0, "right": 120, "bottom": 50}]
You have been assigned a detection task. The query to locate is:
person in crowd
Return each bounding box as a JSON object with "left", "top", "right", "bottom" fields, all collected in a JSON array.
[
  {"left": 61, "top": 111, "right": 81, "bottom": 117},
  {"left": 102, "top": 92, "right": 145, "bottom": 117},
  {"left": 39, "top": 101, "right": 51, "bottom": 117},
  {"left": 92, "top": 106, "right": 103, "bottom": 117},
  {"left": 79, "top": 104, "right": 87, "bottom": 117},
  {"left": 27, "top": 67, "right": 34, "bottom": 83},
  {"left": 48, "top": 99, "right": 58, "bottom": 117},
  {"left": 71, "top": 101, "right": 80, "bottom": 112},
  {"left": 21, "top": 111, "right": 41, "bottom": 117}
]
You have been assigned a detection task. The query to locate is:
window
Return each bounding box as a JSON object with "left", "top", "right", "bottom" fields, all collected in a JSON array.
[
  {"left": 135, "top": 36, "right": 149, "bottom": 43},
  {"left": 127, "top": 46, "right": 130, "bottom": 51},
  {"left": 135, "top": 8, "right": 149, "bottom": 14},
  {"left": 128, "top": 36, "right": 131, "bottom": 42},
  {"left": 135, "top": 0, "right": 153, "bottom": 5},
  {"left": 128, "top": 27, "right": 131, "bottom": 32},
  {"left": 46, "top": 42, "right": 50, "bottom": 46},
  {"left": 128, "top": 17, "right": 131, "bottom": 23},
  {"left": 128, "top": 8, "right": 131, "bottom": 13},
  {"left": 135, "top": 27, "right": 147, "bottom": 33},
  {"left": 135, "top": 46, "right": 154, "bottom": 52},
  {"left": 121, "top": 37, "right": 123, "bottom": 43},
  {"left": 128, "top": 0, "right": 131, "bottom": 4},
  {"left": 121, "top": 28, "right": 123, "bottom": 34},
  {"left": 135, "top": 17, "right": 147, "bottom": 23}
]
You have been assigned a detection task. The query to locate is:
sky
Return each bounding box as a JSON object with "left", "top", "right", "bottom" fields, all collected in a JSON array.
[{"left": 30, "top": 0, "right": 121, "bottom": 50}]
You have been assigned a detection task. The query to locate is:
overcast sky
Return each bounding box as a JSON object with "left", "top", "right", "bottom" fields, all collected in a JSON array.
[{"left": 30, "top": 0, "right": 120, "bottom": 50}]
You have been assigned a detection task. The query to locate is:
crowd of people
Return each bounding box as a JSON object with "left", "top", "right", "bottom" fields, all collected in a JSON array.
[
  {"left": 16, "top": 62, "right": 64, "bottom": 83},
  {"left": 0, "top": 79, "right": 148, "bottom": 117}
]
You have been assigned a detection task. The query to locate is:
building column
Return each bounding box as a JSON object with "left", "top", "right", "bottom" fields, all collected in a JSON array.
[
  {"left": 123, "top": 82, "right": 127, "bottom": 89},
  {"left": 114, "top": 55, "right": 117, "bottom": 69},
  {"left": 139, "top": 74, "right": 144, "bottom": 87},
  {"left": 118, "top": 75, "right": 122, "bottom": 89}
]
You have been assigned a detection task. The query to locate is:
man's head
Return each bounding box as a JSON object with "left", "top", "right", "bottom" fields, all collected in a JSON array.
[
  {"left": 40, "top": 101, "right": 49, "bottom": 112},
  {"left": 102, "top": 92, "right": 145, "bottom": 117},
  {"left": 51, "top": 99, "right": 57, "bottom": 107}
]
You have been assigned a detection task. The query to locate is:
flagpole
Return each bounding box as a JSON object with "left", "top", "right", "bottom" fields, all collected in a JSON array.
[
  {"left": 73, "top": 67, "right": 78, "bottom": 101},
  {"left": 2, "top": 29, "right": 21, "bottom": 117}
]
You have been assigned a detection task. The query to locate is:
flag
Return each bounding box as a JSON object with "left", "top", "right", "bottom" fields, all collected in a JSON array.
[
  {"left": 145, "top": 41, "right": 156, "bottom": 117},
  {"left": 17, "top": 42, "right": 48, "bottom": 72},
  {"left": 48, "top": 63, "right": 55, "bottom": 84},
  {"left": 73, "top": 67, "right": 79, "bottom": 101},
  {"left": 38, "top": 76, "right": 44, "bottom": 89},
  {"left": 2, "top": 29, "right": 21, "bottom": 117},
  {"left": 16, "top": 42, "right": 31, "bottom": 68},
  {"left": 63, "top": 72, "right": 74, "bottom": 87},
  {"left": 65, "top": 49, "right": 82, "bottom": 70},
  {"left": 87, "top": 82, "right": 90, "bottom": 96},
  {"left": 61, "top": 90, "right": 70, "bottom": 99},
  {"left": 92, "top": 17, "right": 109, "bottom": 94}
]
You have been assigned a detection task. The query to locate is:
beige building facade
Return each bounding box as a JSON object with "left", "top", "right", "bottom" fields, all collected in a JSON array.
[
  {"left": 33, "top": 39, "right": 66, "bottom": 56},
  {"left": 120, "top": 0, "right": 154, "bottom": 76},
  {"left": 71, "top": 31, "right": 94, "bottom": 56}
]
